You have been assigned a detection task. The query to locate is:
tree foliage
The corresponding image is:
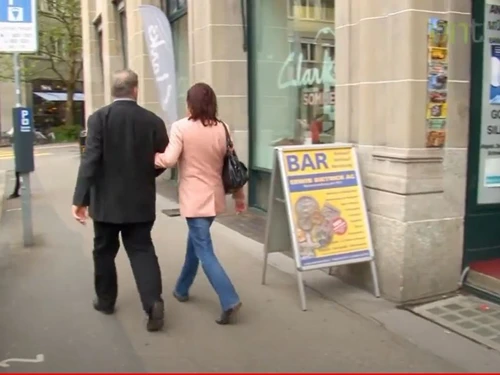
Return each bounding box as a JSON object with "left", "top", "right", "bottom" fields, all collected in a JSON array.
[{"left": 0, "top": 0, "right": 83, "bottom": 126}]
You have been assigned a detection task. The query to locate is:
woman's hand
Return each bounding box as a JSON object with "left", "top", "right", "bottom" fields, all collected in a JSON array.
[
  {"left": 154, "top": 153, "right": 165, "bottom": 168},
  {"left": 233, "top": 189, "right": 246, "bottom": 214}
]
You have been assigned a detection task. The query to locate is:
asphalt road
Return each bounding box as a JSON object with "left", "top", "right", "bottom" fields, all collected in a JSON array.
[{"left": 0, "top": 144, "right": 468, "bottom": 372}]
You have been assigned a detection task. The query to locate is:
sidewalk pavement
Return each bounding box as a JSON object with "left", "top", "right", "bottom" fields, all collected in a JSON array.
[
  {"left": 0, "top": 169, "right": 5, "bottom": 223},
  {"left": 1, "top": 148, "right": 500, "bottom": 372}
]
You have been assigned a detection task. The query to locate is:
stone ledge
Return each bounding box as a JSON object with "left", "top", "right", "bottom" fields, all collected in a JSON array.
[
  {"left": 365, "top": 174, "right": 443, "bottom": 195},
  {"left": 371, "top": 147, "right": 444, "bottom": 164},
  {"left": 357, "top": 146, "right": 445, "bottom": 195}
]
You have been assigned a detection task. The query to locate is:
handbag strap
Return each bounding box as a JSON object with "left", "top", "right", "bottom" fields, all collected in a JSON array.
[{"left": 221, "top": 121, "right": 233, "bottom": 149}]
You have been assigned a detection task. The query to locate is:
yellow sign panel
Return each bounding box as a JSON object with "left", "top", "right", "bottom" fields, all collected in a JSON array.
[{"left": 280, "top": 145, "right": 373, "bottom": 269}]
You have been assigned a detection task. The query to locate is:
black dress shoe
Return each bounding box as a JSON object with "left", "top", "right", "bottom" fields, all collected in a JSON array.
[
  {"left": 146, "top": 300, "right": 164, "bottom": 332},
  {"left": 93, "top": 299, "right": 115, "bottom": 315},
  {"left": 7, "top": 193, "right": 20, "bottom": 200},
  {"left": 216, "top": 302, "right": 242, "bottom": 325}
]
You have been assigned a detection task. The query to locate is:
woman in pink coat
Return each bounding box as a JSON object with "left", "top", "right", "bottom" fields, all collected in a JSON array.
[{"left": 155, "top": 83, "right": 245, "bottom": 325}]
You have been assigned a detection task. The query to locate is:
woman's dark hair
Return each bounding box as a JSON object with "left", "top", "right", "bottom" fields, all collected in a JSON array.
[{"left": 187, "top": 82, "right": 221, "bottom": 127}]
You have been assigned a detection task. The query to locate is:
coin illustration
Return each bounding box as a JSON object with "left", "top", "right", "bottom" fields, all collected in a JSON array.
[
  {"left": 295, "top": 196, "right": 320, "bottom": 218},
  {"left": 321, "top": 202, "right": 341, "bottom": 222},
  {"left": 298, "top": 216, "right": 313, "bottom": 232},
  {"left": 311, "top": 210, "right": 324, "bottom": 226},
  {"left": 312, "top": 220, "right": 334, "bottom": 247}
]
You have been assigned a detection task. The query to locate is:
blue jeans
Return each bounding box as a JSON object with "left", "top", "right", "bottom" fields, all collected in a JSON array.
[{"left": 174, "top": 217, "right": 240, "bottom": 311}]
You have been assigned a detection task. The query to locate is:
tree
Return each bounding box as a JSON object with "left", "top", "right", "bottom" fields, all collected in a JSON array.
[{"left": 0, "top": 0, "right": 83, "bottom": 127}]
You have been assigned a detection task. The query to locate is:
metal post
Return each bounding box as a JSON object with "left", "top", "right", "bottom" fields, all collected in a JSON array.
[
  {"left": 13, "top": 53, "right": 21, "bottom": 105},
  {"left": 13, "top": 53, "right": 34, "bottom": 247},
  {"left": 370, "top": 260, "right": 381, "bottom": 298},
  {"left": 296, "top": 269, "right": 307, "bottom": 311},
  {"left": 261, "top": 251, "right": 269, "bottom": 285}
]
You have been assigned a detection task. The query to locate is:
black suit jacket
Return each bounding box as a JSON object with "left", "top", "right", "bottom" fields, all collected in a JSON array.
[{"left": 72, "top": 100, "right": 169, "bottom": 224}]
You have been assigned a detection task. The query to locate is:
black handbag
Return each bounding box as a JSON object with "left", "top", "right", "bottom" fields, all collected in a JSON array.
[{"left": 221, "top": 122, "right": 249, "bottom": 194}]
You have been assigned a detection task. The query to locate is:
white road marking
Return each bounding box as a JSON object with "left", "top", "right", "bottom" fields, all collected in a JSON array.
[
  {"left": 0, "top": 152, "right": 52, "bottom": 160},
  {"left": 0, "top": 354, "right": 44, "bottom": 368},
  {"left": 35, "top": 144, "right": 78, "bottom": 150},
  {"left": 6, "top": 208, "right": 21, "bottom": 212}
]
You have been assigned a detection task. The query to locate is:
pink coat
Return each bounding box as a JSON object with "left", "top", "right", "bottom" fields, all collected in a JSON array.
[{"left": 155, "top": 117, "right": 229, "bottom": 218}]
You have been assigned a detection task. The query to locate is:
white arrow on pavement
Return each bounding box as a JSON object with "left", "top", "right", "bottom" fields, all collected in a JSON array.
[{"left": 0, "top": 354, "right": 45, "bottom": 368}]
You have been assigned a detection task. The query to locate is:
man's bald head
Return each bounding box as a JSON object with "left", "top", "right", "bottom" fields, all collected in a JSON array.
[{"left": 111, "top": 69, "right": 139, "bottom": 99}]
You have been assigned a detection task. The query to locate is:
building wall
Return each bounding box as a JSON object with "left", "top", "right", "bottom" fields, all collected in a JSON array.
[{"left": 332, "top": 0, "right": 471, "bottom": 302}]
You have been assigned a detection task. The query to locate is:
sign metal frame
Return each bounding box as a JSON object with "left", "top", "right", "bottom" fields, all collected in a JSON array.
[{"left": 262, "top": 144, "right": 380, "bottom": 311}]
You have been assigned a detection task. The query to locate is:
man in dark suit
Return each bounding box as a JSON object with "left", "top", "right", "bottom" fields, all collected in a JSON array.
[{"left": 72, "top": 69, "right": 169, "bottom": 332}]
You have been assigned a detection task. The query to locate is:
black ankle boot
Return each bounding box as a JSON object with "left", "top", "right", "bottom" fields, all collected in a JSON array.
[
  {"left": 173, "top": 291, "right": 189, "bottom": 302},
  {"left": 216, "top": 302, "right": 242, "bottom": 325}
]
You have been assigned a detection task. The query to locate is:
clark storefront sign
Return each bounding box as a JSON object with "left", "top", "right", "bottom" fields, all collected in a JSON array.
[
  {"left": 139, "top": 5, "right": 178, "bottom": 127},
  {"left": 277, "top": 27, "right": 336, "bottom": 108},
  {"left": 277, "top": 51, "right": 335, "bottom": 89}
]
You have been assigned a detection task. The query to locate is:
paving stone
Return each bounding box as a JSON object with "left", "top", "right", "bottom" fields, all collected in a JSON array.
[
  {"left": 457, "top": 321, "right": 478, "bottom": 330},
  {"left": 473, "top": 327, "right": 496, "bottom": 338},
  {"left": 427, "top": 307, "right": 446, "bottom": 315},
  {"left": 443, "top": 303, "right": 463, "bottom": 311},
  {"left": 492, "top": 336, "right": 500, "bottom": 344},
  {"left": 441, "top": 314, "right": 461, "bottom": 323},
  {"left": 475, "top": 316, "right": 494, "bottom": 325},
  {"left": 458, "top": 309, "right": 480, "bottom": 318}
]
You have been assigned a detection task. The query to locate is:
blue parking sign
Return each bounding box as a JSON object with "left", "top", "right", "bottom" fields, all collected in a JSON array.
[
  {"left": 0, "top": 0, "right": 32, "bottom": 23},
  {"left": 0, "top": 0, "right": 37, "bottom": 52}
]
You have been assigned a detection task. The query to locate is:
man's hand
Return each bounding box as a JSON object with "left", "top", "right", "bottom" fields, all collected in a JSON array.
[{"left": 72, "top": 205, "right": 88, "bottom": 225}]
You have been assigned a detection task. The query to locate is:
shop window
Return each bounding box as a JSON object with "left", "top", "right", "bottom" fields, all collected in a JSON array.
[
  {"left": 37, "top": 33, "right": 64, "bottom": 58},
  {"left": 320, "top": 0, "right": 334, "bottom": 20},
  {"left": 166, "top": 0, "right": 187, "bottom": 19},
  {"left": 171, "top": 11, "right": 189, "bottom": 120},
  {"left": 288, "top": 0, "right": 334, "bottom": 21},
  {"left": 92, "top": 13, "right": 103, "bottom": 77},
  {"left": 250, "top": 0, "right": 336, "bottom": 171},
  {"left": 114, "top": 0, "right": 128, "bottom": 68},
  {"left": 165, "top": 0, "right": 187, "bottom": 22},
  {"left": 97, "top": 29, "right": 103, "bottom": 74},
  {"left": 39, "top": 0, "right": 55, "bottom": 13}
]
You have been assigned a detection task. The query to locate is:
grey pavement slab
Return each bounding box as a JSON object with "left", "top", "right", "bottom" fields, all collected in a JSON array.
[
  {"left": 0, "top": 144, "right": 486, "bottom": 372},
  {"left": 411, "top": 295, "right": 500, "bottom": 352}
]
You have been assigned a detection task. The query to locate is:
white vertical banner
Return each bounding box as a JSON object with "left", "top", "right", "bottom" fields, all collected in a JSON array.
[{"left": 138, "top": 5, "right": 178, "bottom": 130}]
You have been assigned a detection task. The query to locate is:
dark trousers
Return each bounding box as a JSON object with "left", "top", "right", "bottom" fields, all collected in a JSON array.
[
  {"left": 93, "top": 221, "right": 162, "bottom": 313},
  {"left": 13, "top": 172, "right": 20, "bottom": 195}
]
